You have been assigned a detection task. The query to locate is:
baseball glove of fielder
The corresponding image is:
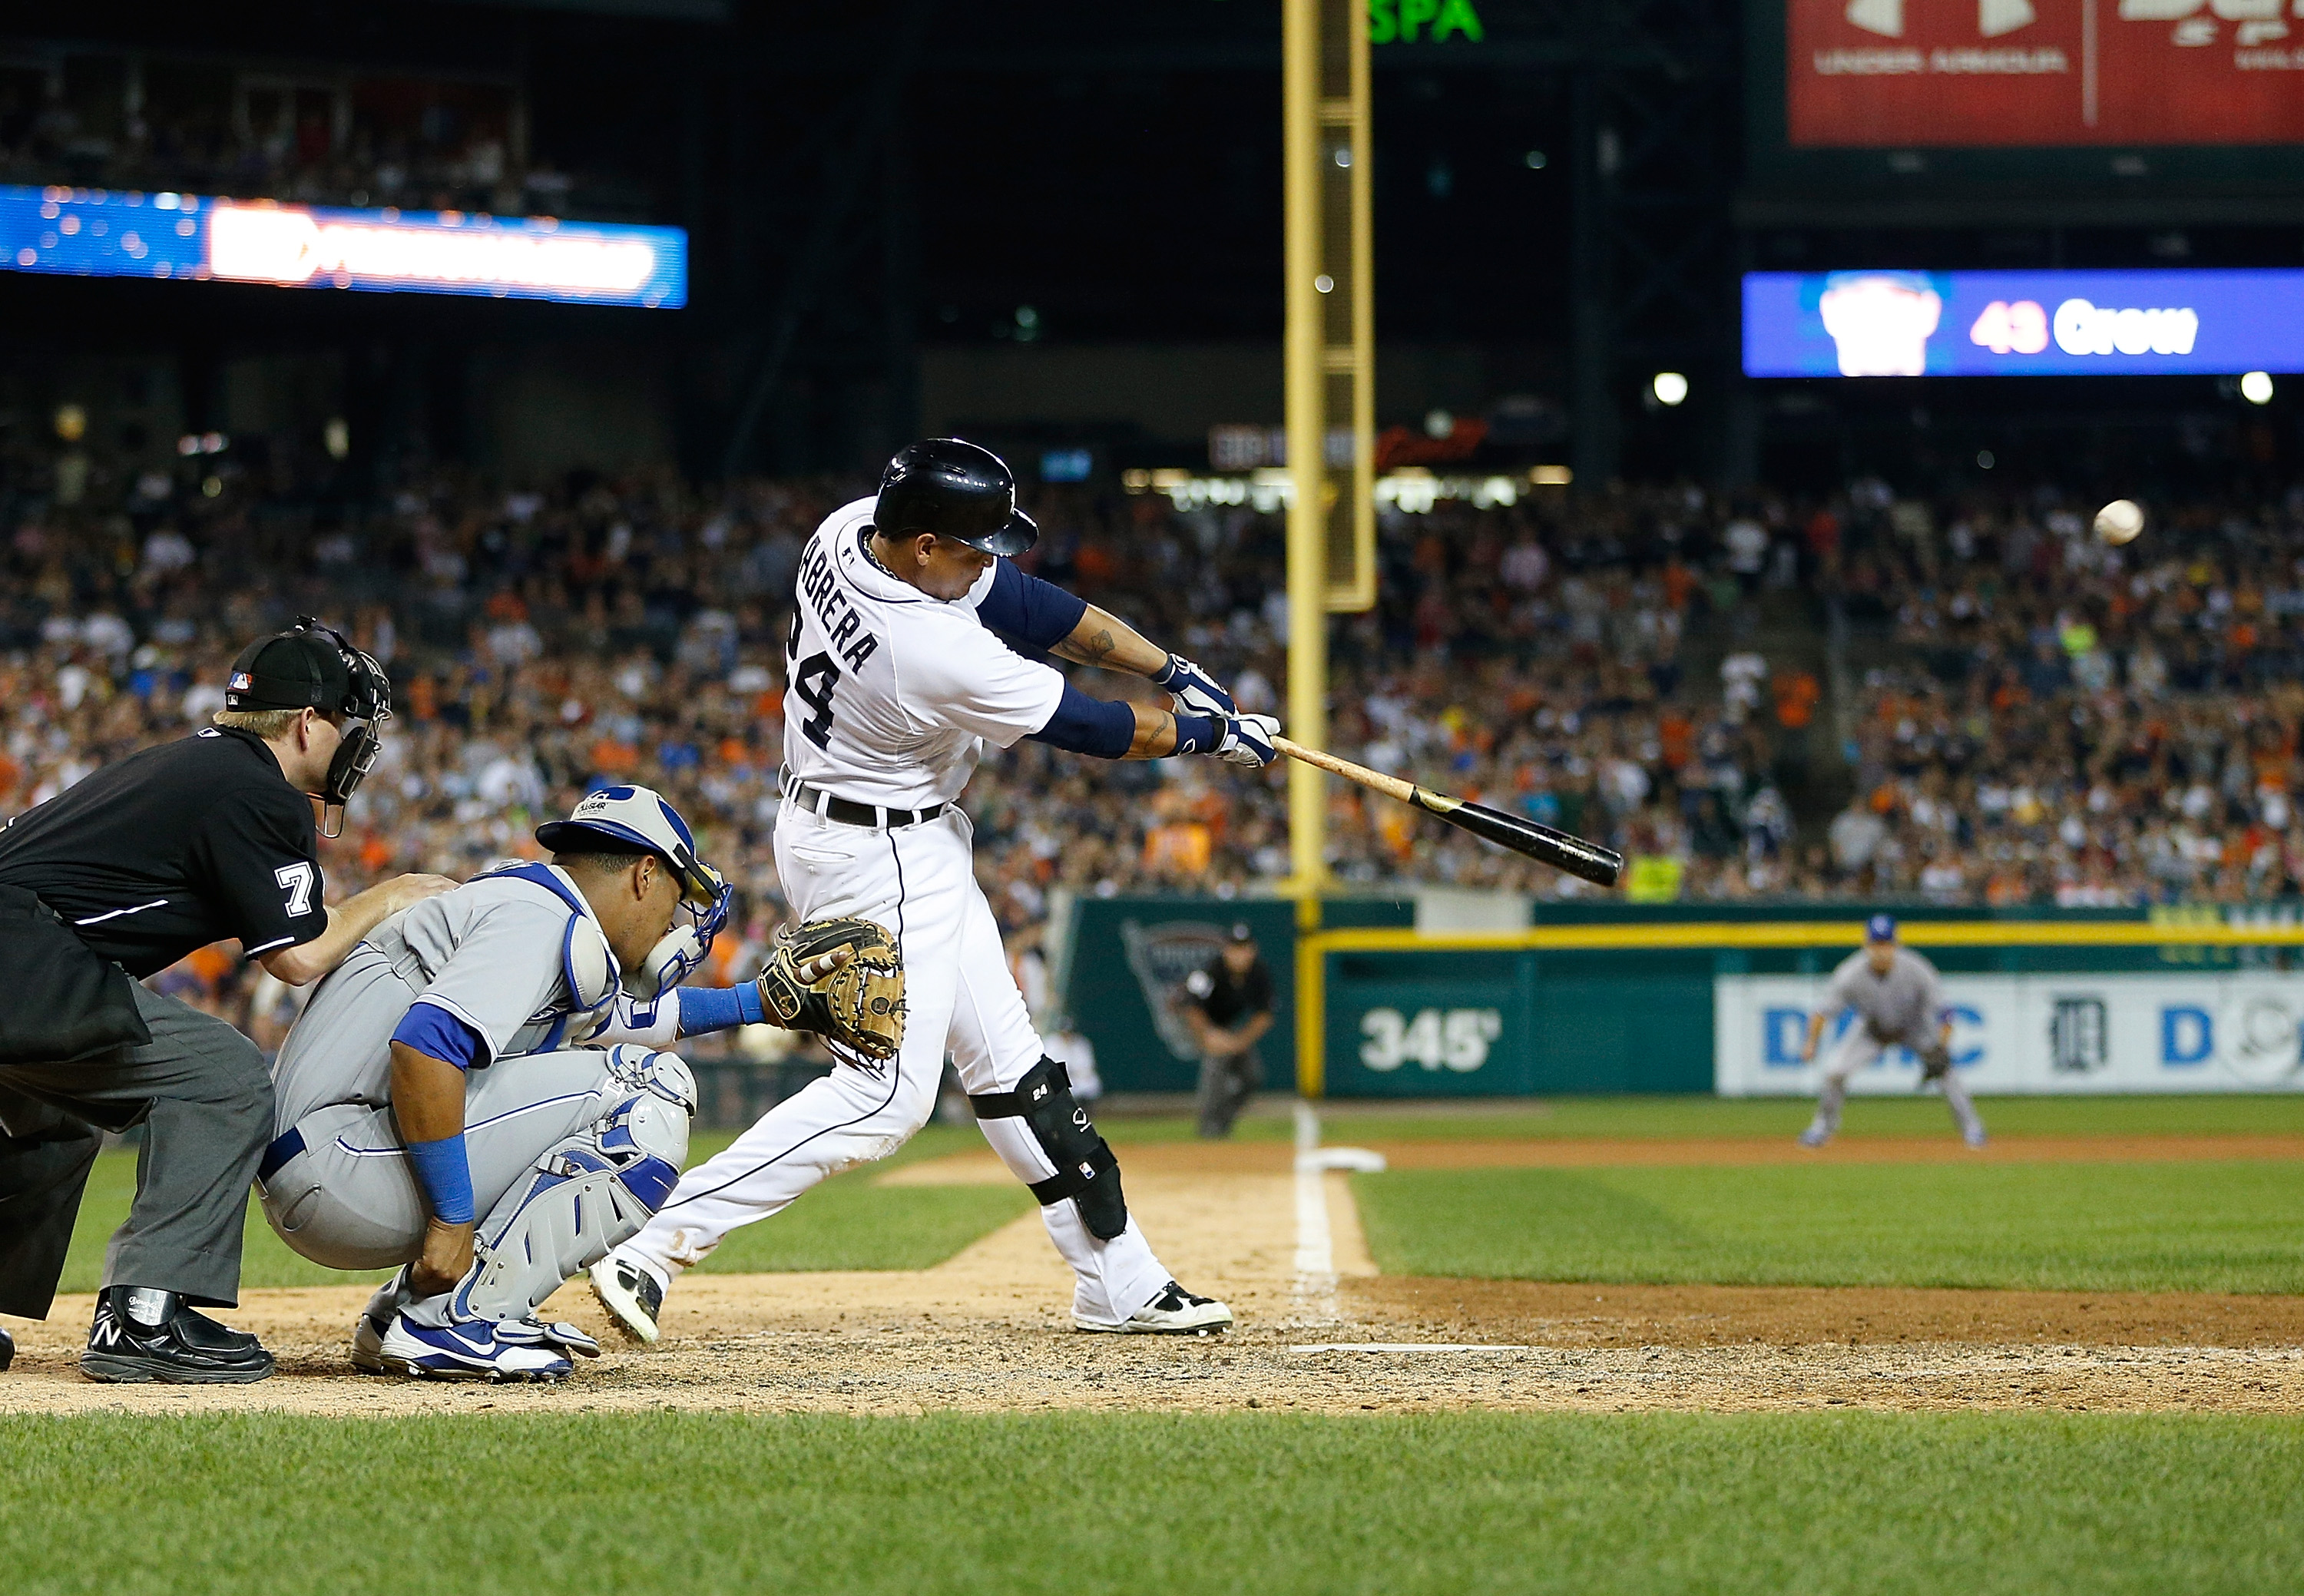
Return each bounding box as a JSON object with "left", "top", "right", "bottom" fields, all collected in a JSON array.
[
  {"left": 1915, "top": 1041, "right": 1953, "bottom": 1086},
  {"left": 756, "top": 916, "right": 905, "bottom": 1061}
]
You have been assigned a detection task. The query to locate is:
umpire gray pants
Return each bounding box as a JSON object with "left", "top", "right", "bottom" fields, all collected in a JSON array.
[
  {"left": 0, "top": 982, "right": 270, "bottom": 1318},
  {"left": 260, "top": 1048, "right": 636, "bottom": 1272},
  {"left": 1195, "top": 1045, "right": 1263, "bottom": 1141}
]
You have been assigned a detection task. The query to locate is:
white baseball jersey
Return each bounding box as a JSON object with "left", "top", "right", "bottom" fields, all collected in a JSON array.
[
  {"left": 1816, "top": 946, "right": 1946, "bottom": 1044},
  {"left": 782, "top": 497, "right": 1064, "bottom": 808}
]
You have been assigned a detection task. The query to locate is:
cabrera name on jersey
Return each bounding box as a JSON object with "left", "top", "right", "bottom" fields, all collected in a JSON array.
[{"left": 785, "top": 498, "right": 1063, "bottom": 809}]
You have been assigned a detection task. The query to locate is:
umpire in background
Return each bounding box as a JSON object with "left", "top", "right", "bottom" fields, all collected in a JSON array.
[
  {"left": 1184, "top": 923, "right": 1274, "bottom": 1140},
  {"left": 0, "top": 619, "right": 449, "bottom": 1382}
]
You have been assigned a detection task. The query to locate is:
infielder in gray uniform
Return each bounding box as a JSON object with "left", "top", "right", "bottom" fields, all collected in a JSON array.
[
  {"left": 262, "top": 784, "right": 848, "bottom": 1381},
  {"left": 1798, "top": 915, "right": 1987, "bottom": 1149}
]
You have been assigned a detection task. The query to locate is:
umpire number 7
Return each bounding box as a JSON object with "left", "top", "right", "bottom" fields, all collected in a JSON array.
[
  {"left": 276, "top": 861, "right": 316, "bottom": 918},
  {"left": 791, "top": 653, "right": 841, "bottom": 749}
]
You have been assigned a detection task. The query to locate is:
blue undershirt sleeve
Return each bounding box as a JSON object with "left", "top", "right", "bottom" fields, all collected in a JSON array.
[
  {"left": 391, "top": 1001, "right": 488, "bottom": 1072},
  {"left": 676, "top": 982, "right": 766, "bottom": 1036},
  {"left": 403, "top": 1136, "right": 475, "bottom": 1225},
  {"left": 976, "top": 560, "right": 1088, "bottom": 652},
  {"left": 1028, "top": 681, "right": 1137, "bottom": 759}
]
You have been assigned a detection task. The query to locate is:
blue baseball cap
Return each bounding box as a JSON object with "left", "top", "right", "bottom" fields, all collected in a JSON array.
[{"left": 1865, "top": 914, "right": 1897, "bottom": 943}]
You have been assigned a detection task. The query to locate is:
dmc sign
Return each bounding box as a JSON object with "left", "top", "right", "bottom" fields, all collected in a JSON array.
[{"left": 1719, "top": 972, "right": 2304, "bottom": 1094}]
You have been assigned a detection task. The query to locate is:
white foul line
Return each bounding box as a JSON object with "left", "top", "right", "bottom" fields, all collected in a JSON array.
[
  {"left": 1292, "top": 1101, "right": 1337, "bottom": 1322},
  {"left": 1289, "top": 1343, "right": 1540, "bottom": 1355}
]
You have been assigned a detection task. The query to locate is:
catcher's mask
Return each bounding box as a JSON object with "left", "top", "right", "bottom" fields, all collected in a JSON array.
[
  {"left": 535, "top": 784, "right": 731, "bottom": 1001},
  {"left": 225, "top": 615, "right": 392, "bottom": 839}
]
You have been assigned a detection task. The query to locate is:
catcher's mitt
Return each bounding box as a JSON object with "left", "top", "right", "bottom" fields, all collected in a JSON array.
[{"left": 756, "top": 916, "right": 905, "bottom": 1061}]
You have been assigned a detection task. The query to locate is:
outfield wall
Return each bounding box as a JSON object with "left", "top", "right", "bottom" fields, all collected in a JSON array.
[{"left": 1063, "top": 899, "right": 2304, "bottom": 1099}]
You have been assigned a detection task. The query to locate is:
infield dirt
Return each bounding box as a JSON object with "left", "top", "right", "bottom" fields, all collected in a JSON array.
[{"left": 3, "top": 1135, "right": 2299, "bottom": 1418}]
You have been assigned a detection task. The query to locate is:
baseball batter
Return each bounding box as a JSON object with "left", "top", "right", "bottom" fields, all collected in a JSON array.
[
  {"left": 593, "top": 438, "right": 1279, "bottom": 1340},
  {"left": 1798, "top": 915, "right": 1987, "bottom": 1149},
  {"left": 262, "top": 786, "right": 859, "bottom": 1380}
]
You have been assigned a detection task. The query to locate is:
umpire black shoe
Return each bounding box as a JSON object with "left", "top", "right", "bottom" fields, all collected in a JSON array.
[
  {"left": 81, "top": 1286, "right": 276, "bottom": 1384},
  {"left": 0, "top": 1323, "right": 13, "bottom": 1372}
]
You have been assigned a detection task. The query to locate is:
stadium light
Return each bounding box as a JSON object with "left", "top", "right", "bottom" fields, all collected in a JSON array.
[
  {"left": 1652, "top": 372, "right": 1689, "bottom": 406},
  {"left": 2242, "top": 370, "right": 2276, "bottom": 405}
]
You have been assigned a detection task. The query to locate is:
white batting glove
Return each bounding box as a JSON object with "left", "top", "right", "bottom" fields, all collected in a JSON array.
[
  {"left": 1154, "top": 653, "right": 1237, "bottom": 718},
  {"left": 1211, "top": 713, "right": 1279, "bottom": 769}
]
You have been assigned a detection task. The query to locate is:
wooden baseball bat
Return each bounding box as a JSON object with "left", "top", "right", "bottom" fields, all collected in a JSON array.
[{"left": 1272, "top": 734, "right": 1624, "bottom": 889}]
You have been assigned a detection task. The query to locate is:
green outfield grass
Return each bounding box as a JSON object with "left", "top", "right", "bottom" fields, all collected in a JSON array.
[
  {"left": 1303, "top": 1092, "right": 2304, "bottom": 1143},
  {"left": 55, "top": 1124, "right": 1028, "bottom": 1296},
  {"left": 1356, "top": 1159, "right": 2304, "bottom": 1294},
  {"left": 3, "top": 1411, "right": 2299, "bottom": 1595}
]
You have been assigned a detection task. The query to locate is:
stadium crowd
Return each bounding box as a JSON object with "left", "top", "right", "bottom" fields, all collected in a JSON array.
[
  {"left": 5, "top": 439, "right": 2303, "bottom": 1034},
  {"left": 0, "top": 68, "right": 584, "bottom": 217}
]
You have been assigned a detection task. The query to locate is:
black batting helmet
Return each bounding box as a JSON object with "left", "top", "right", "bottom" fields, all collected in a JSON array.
[{"left": 874, "top": 438, "right": 1039, "bottom": 557}]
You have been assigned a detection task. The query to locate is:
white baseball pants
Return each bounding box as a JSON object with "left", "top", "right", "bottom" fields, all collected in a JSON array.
[{"left": 620, "top": 803, "right": 1175, "bottom": 1326}]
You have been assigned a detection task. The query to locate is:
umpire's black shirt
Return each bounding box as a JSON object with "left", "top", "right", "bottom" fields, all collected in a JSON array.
[
  {"left": 0, "top": 727, "right": 328, "bottom": 978},
  {"left": 1193, "top": 957, "right": 1273, "bottom": 1032}
]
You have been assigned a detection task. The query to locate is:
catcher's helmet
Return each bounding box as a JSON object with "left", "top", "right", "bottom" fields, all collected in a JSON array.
[{"left": 874, "top": 438, "right": 1039, "bottom": 557}]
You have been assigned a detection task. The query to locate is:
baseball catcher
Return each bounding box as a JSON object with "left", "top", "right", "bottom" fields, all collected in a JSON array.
[{"left": 260, "top": 784, "right": 893, "bottom": 1381}]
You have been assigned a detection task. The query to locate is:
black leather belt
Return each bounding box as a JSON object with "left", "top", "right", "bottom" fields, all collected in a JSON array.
[
  {"left": 783, "top": 775, "right": 946, "bottom": 830},
  {"left": 257, "top": 1126, "right": 306, "bottom": 1185}
]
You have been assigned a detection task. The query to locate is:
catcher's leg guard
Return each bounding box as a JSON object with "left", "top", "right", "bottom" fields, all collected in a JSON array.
[
  {"left": 969, "top": 1057, "right": 1128, "bottom": 1240},
  {"left": 450, "top": 1060, "right": 694, "bottom": 1324}
]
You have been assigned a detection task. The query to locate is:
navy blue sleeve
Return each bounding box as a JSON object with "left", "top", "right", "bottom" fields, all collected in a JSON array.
[
  {"left": 976, "top": 561, "right": 1088, "bottom": 652},
  {"left": 1028, "top": 682, "right": 1137, "bottom": 759}
]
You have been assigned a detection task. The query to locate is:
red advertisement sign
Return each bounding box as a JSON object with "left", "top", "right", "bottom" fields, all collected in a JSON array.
[{"left": 1787, "top": 0, "right": 2304, "bottom": 147}]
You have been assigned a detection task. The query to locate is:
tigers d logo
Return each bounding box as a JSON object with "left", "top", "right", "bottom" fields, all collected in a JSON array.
[
  {"left": 1119, "top": 919, "right": 1233, "bottom": 1061},
  {"left": 2049, "top": 996, "right": 2107, "bottom": 1074}
]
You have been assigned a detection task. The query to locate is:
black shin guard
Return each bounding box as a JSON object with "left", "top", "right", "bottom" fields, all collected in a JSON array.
[{"left": 968, "top": 1057, "right": 1129, "bottom": 1240}]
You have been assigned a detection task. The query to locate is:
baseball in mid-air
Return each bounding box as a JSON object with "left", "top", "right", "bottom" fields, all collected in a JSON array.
[{"left": 2095, "top": 498, "right": 2145, "bottom": 545}]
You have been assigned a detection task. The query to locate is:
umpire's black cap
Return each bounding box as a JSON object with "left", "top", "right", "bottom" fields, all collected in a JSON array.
[
  {"left": 875, "top": 438, "right": 1040, "bottom": 557},
  {"left": 225, "top": 630, "right": 353, "bottom": 715}
]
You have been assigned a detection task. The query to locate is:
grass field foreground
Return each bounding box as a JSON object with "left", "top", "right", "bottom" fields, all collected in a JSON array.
[{"left": 5, "top": 1411, "right": 2301, "bottom": 1595}]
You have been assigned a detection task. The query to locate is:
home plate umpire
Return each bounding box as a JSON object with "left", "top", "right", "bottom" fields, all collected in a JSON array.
[{"left": 0, "top": 618, "right": 450, "bottom": 1382}]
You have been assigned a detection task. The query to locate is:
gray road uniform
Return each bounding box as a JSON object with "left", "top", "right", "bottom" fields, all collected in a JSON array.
[
  {"left": 261, "top": 863, "right": 711, "bottom": 1329},
  {"left": 1806, "top": 945, "right": 1985, "bottom": 1144}
]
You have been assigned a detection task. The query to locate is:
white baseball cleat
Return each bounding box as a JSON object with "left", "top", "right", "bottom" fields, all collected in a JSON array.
[
  {"left": 349, "top": 1270, "right": 408, "bottom": 1373},
  {"left": 376, "top": 1314, "right": 574, "bottom": 1382},
  {"left": 1079, "top": 1280, "right": 1233, "bottom": 1336},
  {"left": 351, "top": 1307, "right": 389, "bottom": 1374},
  {"left": 1964, "top": 1127, "right": 1990, "bottom": 1150},
  {"left": 589, "top": 1252, "right": 668, "bottom": 1344},
  {"left": 1797, "top": 1125, "right": 1832, "bottom": 1149}
]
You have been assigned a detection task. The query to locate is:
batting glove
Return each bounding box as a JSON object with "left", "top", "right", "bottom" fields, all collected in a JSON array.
[
  {"left": 1154, "top": 653, "right": 1237, "bottom": 718},
  {"left": 1211, "top": 713, "right": 1280, "bottom": 769}
]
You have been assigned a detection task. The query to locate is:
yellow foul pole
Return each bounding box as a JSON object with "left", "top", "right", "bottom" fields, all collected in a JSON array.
[
  {"left": 1283, "top": 0, "right": 1329, "bottom": 908},
  {"left": 1286, "top": 0, "right": 1373, "bottom": 1095}
]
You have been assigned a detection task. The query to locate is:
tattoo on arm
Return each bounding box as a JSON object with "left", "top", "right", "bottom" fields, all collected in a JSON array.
[
  {"left": 1128, "top": 708, "right": 1175, "bottom": 760},
  {"left": 1060, "top": 627, "right": 1120, "bottom": 667}
]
